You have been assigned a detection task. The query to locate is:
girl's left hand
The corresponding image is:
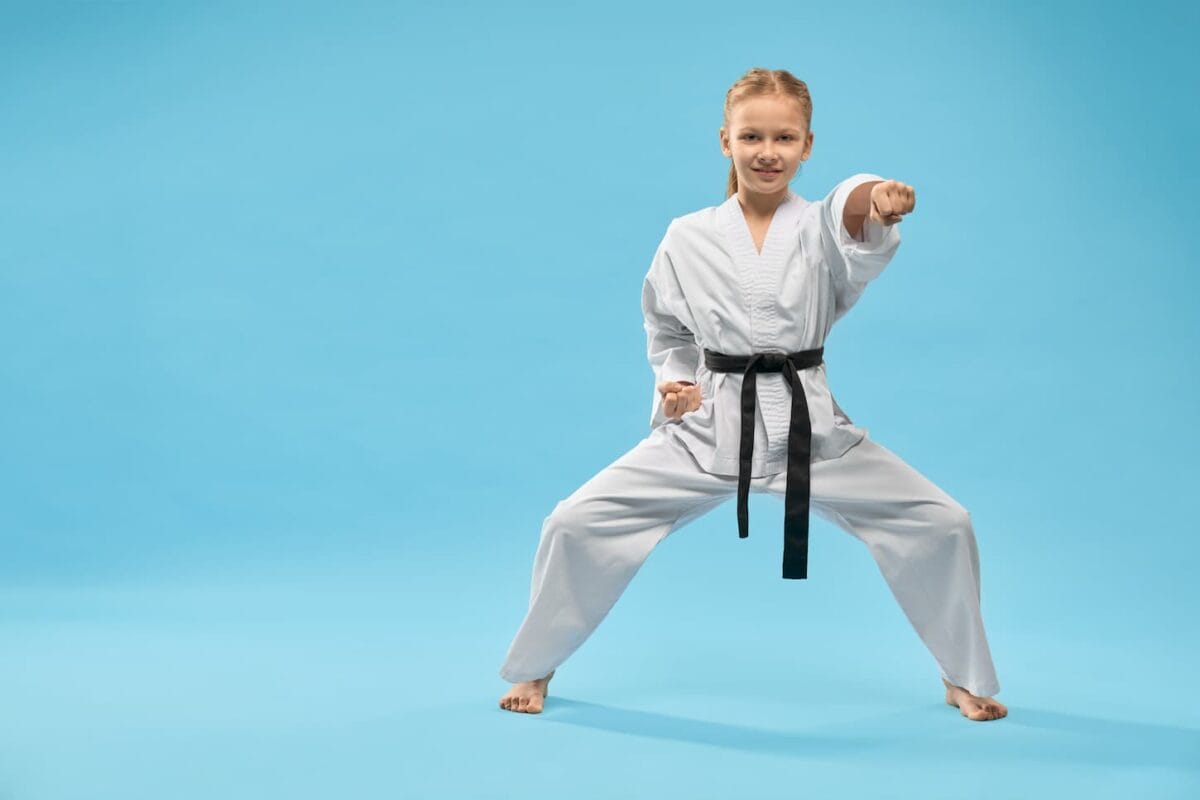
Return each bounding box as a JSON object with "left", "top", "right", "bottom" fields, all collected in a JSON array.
[{"left": 869, "top": 180, "right": 916, "bottom": 225}]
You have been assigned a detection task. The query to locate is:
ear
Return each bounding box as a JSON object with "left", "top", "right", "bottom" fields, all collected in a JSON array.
[{"left": 718, "top": 127, "right": 730, "bottom": 157}]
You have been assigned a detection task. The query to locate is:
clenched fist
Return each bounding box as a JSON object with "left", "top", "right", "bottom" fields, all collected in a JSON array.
[
  {"left": 658, "top": 380, "right": 702, "bottom": 420},
  {"left": 869, "top": 179, "right": 916, "bottom": 225}
]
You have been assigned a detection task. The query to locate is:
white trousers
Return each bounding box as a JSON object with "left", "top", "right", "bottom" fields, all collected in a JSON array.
[{"left": 498, "top": 424, "right": 1001, "bottom": 698}]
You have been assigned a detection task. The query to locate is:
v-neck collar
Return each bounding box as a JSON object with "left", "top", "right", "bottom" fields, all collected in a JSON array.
[{"left": 720, "top": 189, "right": 802, "bottom": 262}]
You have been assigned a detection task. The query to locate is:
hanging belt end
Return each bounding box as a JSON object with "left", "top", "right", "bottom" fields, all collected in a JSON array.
[{"left": 782, "top": 561, "right": 808, "bottom": 580}]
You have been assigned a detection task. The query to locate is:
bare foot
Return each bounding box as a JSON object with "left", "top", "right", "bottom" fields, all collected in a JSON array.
[
  {"left": 942, "top": 677, "right": 1007, "bottom": 721},
  {"left": 499, "top": 670, "right": 555, "bottom": 714}
]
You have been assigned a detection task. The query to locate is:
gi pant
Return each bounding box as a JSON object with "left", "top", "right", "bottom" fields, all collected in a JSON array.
[{"left": 498, "top": 423, "right": 1001, "bottom": 698}]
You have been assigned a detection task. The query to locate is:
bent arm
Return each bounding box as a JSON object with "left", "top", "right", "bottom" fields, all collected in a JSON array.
[{"left": 642, "top": 265, "right": 700, "bottom": 430}]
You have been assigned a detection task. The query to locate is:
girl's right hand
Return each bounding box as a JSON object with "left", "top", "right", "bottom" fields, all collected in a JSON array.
[{"left": 658, "top": 380, "right": 702, "bottom": 420}]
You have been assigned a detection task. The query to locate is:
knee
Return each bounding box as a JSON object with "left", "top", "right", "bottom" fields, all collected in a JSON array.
[
  {"left": 932, "top": 502, "right": 973, "bottom": 540},
  {"left": 541, "top": 492, "right": 646, "bottom": 546},
  {"left": 542, "top": 495, "right": 591, "bottom": 540}
]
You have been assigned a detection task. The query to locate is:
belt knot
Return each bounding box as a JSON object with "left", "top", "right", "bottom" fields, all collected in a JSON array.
[{"left": 754, "top": 352, "right": 788, "bottom": 372}]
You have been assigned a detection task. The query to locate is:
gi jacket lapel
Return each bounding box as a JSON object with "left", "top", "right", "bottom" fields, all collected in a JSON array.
[
  {"left": 718, "top": 191, "right": 803, "bottom": 349},
  {"left": 719, "top": 189, "right": 801, "bottom": 264}
]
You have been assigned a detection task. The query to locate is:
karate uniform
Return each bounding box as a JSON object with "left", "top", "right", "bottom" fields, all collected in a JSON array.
[{"left": 498, "top": 174, "right": 1001, "bottom": 698}]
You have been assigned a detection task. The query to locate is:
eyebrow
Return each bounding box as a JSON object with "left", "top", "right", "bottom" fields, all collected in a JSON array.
[{"left": 737, "top": 127, "right": 802, "bottom": 134}]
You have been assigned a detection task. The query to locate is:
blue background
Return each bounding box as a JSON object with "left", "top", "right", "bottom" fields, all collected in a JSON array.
[{"left": 2, "top": 0, "right": 1197, "bottom": 797}]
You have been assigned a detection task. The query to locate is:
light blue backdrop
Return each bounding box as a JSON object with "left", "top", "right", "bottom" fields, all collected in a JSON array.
[{"left": 2, "top": 1, "right": 1197, "bottom": 798}]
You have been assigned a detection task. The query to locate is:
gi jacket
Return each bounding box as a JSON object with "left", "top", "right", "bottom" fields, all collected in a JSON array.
[{"left": 642, "top": 173, "right": 902, "bottom": 477}]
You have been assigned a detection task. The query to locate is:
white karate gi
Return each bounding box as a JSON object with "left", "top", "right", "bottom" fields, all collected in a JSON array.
[{"left": 499, "top": 174, "right": 1001, "bottom": 698}]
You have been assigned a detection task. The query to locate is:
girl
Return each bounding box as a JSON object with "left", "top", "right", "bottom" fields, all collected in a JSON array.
[{"left": 498, "top": 68, "right": 1006, "bottom": 722}]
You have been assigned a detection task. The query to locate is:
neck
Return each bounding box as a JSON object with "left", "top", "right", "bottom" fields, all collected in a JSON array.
[{"left": 736, "top": 186, "right": 790, "bottom": 219}]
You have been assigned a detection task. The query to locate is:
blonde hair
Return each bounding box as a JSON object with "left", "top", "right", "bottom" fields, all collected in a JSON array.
[{"left": 723, "top": 68, "right": 813, "bottom": 199}]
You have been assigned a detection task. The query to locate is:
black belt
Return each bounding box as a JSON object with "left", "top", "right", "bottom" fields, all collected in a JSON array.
[{"left": 702, "top": 347, "right": 824, "bottom": 580}]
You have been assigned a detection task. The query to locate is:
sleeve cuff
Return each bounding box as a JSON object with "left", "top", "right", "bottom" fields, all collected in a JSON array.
[
  {"left": 841, "top": 215, "right": 900, "bottom": 255},
  {"left": 831, "top": 172, "right": 901, "bottom": 254}
]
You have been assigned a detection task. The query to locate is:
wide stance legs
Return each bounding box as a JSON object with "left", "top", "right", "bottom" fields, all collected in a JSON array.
[{"left": 498, "top": 424, "right": 1000, "bottom": 700}]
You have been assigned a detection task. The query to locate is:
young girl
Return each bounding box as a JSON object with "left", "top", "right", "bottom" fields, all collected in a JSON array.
[{"left": 498, "top": 68, "right": 1006, "bottom": 722}]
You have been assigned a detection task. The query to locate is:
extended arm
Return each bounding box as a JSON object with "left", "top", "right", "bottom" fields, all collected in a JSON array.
[
  {"left": 824, "top": 173, "right": 905, "bottom": 321},
  {"left": 842, "top": 180, "right": 883, "bottom": 241}
]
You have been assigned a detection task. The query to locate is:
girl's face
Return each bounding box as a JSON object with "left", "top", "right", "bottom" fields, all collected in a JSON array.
[{"left": 719, "top": 94, "right": 813, "bottom": 197}]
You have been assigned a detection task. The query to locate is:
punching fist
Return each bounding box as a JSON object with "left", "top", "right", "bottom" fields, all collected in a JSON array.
[
  {"left": 869, "top": 179, "right": 916, "bottom": 225},
  {"left": 658, "top": 380, "right": 702, "bottom": 420}
]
